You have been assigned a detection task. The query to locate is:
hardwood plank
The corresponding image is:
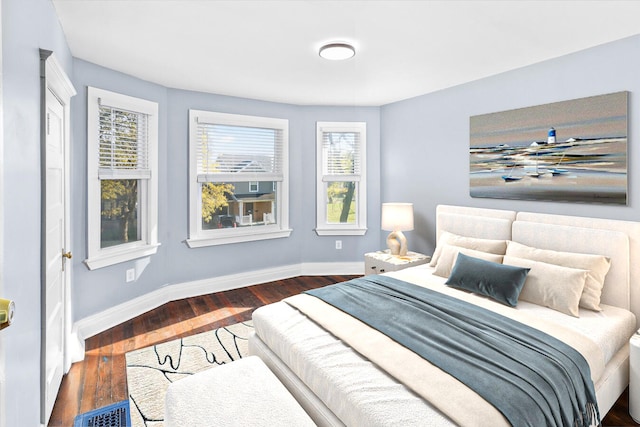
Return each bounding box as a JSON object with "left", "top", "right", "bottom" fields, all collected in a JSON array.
[
  {"left": 48, "top": 358, "right": 84, "bottom": 426},
  {"left": 77, "top": 353, "right": 99, "bottom": 415},
  {"left": 110, "top": 319, "right": 128, "bottom": 404},
  {"left": 604, "top": 387, "right": 638, "bottom": 426},
  {"left": 48, "top": 275, "right": 638, "bottom": 426},
  {"left": 94, "top": 328, "right": 113, "bottom": 409}
]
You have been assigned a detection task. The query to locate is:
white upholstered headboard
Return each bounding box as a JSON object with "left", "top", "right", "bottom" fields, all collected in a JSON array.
[
  {"left": 435, "top": 205, "right": 640, "bottom": 327},
  {"left": 435, "top": 205, "right": 516, "bottom": 242}
]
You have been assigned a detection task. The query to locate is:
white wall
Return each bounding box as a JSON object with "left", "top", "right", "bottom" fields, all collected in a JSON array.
[
  {"left": 2, "top": 0, "right": 73, "bottom": 425},
  {"left": 381, "top": 35, "right": 640, "bottom": 256}
]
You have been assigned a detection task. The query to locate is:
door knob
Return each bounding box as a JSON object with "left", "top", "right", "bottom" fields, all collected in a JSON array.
[{"left": 62, "top": 251, "right": 72, "bottom": 259}]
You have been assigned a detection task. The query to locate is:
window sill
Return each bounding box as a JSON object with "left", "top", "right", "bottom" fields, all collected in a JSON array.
[
  {"left": 315, "top": 227, "right": 368, "bottom": 236},
  {"left": 85, "top": 243, "right": 161, "bottom": 270},
  {"left": 186, "top": 228, "right": 293, "bottom": 248}
]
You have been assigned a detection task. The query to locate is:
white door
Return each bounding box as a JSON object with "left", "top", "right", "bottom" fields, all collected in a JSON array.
[
  {"left": 41, "top": 51, "right": 75, "bottom": 426},
  {"left": 43, "top": 87, "right": 68, "bottom": 424}
]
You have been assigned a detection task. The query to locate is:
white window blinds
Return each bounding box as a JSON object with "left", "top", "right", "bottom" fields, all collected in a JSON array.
[
  {"left": 195, "top": 119, "right": 284, "bottom": 183},
  {"left": 320, "top": 129, "right": 362, "bottom": 182},
  {"left": 98, "top": 102, "right": 150, "bottom": 179}
]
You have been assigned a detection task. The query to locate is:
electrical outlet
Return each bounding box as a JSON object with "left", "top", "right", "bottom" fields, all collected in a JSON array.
[
  {"left": 126, "top": 268, "right": 136, "bottom": 282},
  {"left": 335, "top": 240, "right": 342, "bottom": 250}
]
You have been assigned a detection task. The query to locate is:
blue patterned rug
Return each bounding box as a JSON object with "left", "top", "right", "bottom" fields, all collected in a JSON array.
[{"left": 125, "top": 321, "right": 253, "bottom": 427}]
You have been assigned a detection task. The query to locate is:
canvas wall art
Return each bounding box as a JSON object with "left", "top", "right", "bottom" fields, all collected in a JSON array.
[{"left": 469, "top": 91, "right": 628, "bottom": 204}]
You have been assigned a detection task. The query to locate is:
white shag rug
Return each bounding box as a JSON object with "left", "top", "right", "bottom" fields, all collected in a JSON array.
[{"left": 125, "top": 321, "right": 253, "bottom": 427}]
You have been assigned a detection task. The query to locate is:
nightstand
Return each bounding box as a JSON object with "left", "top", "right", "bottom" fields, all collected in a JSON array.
[{"left": 364, "top": 250, "right": 430, "bottom": 276}]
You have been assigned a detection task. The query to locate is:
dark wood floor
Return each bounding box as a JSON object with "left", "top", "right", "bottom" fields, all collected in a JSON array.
[
  {"left": 48, "top": 275, "right": 356, "bottom": 426},
  {"left": 49, "top": 275, "right": 638, "bottom": 426}
]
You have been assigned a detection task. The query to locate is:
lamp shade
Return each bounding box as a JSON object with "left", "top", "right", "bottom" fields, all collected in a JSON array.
[{"left": 381, "top": 203, "right": 414, "bottom": 232}]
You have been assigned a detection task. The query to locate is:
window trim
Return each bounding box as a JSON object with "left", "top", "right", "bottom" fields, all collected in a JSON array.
[
  {"left": 85, "top": 87, "right": 159, "bottom": 270},
  {"left": 315, "top": 121, "right": 367, "bottom": 236},
  {"left": 186, "top": 109, "right": 291, "bottom": 248}
]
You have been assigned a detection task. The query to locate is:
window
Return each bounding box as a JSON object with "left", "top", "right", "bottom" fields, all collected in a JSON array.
[
  {"left": 85, "top": 87, "right": 159, "bottom": 270},
  {"left": 187, "top": 110, "right": 291, "bottom": 247},
  {"left": 316, "top": 122, "right": 367, "bottom": 235}
]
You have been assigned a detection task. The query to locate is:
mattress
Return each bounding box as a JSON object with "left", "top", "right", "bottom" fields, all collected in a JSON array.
[{"left": 251, "top": 266, "right": 637, "bottom": 426}]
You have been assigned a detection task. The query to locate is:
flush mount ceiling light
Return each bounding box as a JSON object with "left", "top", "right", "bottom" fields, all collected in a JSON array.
[{"left": 319, "top": 42, "right": 356, "bottom": 60}]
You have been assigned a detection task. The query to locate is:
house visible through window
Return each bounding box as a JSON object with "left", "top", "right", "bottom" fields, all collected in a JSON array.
[
  {"left": 316, "top": 122, "right": 367, "bottom": 236},
  {"left": 187, "top": 110, "right": 291, "bottom": 247},
  {"left": 86, "top": 87, "right": 159, "bottom": 270}
]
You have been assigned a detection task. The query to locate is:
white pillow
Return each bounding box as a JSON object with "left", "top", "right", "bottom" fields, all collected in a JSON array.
[
  {"left": 430, "top": 231, "right": 507, "bottom": 267},
  {"left": 433, "top": 244, "right": 504, "bottom": 278},
  {"left": 502, "top": 255, "right": 587, "bottom": 317},
  {"left": 505, "top": 241, "right": 610, "bottom": 311}
]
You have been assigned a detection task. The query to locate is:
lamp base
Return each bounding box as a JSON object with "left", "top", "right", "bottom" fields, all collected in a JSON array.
[{"left": 386, "top": 230, "right": 408, "bottom": 257}]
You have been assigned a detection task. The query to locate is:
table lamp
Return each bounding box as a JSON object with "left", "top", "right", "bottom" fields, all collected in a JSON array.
[{"left": 381, "top": 203, "right": 414, "bottom": 256}]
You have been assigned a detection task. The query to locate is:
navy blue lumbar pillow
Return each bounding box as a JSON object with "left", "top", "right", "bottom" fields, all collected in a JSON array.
[{"left": 445, "top": 252, "right": 530, "bottom": 307}]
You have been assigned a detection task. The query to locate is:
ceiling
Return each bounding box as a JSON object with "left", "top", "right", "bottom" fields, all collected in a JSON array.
[{"left": 51, "top": 0, "right": 640, "bottom": 107}]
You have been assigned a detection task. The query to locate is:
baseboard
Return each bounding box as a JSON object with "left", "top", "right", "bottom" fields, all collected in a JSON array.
[
  {"left": 300, "top": 262, "right": 363, "bottom": 275},
  {"left": 69, "top": 261, "right": 363, "bottom": 363}
]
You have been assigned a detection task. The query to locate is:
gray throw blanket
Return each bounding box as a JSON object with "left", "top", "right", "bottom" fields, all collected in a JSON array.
[{"left": 305, "top": 275, "right": 600, "bottom": 427}]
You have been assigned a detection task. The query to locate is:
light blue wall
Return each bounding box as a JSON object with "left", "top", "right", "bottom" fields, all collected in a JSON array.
[
  {"left": 2, "top": 0, "right": 73, "bottom": 425},
  {"left": 71, "top": 61, "right": 382, "bottom": 320},
  {"left": 381, "top": 35, "right": 640, "bottom": 256},
  {"left": 70, "top": 60, "right": 171, "bottom": 319}
]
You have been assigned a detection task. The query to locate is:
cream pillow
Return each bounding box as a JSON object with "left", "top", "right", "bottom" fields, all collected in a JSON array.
[
  {"left": 502, "top": 255, "right": 587, "bottom": 317},
  {"left": 430, "top": 231, "right": 508, "bottom": 267},
  {"left": 433, "top": 244, "right": 504, "bottom": 278},
  {"left": 505, "top": 241, "right": 610, "bottom": 311}
]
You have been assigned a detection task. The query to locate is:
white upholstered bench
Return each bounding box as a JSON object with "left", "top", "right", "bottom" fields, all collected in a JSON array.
[{"left": 164, "top": 355, "right": 316, "bottom": 427}]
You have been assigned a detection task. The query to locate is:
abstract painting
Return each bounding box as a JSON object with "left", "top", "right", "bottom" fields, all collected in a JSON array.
[{"left": 470, "top": 91, "right": 628, "bottom": 204}]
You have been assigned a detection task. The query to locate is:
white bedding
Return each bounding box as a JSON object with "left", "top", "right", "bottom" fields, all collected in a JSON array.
[
  {"left": 253, "top": 299, "right": 454, "bottom": 426},
  {"left": 251, "top": 265, "right": 636, "bottom": 426},
  {"left": 388, "top": 265, "right": 637, "bottom": 365}
]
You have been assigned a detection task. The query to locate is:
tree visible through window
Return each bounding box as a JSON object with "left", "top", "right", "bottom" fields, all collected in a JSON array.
[
  {"left": 86, "top": 87, "right": 159, "bottom": 270},
  {"left": 98, "top": 105, "right": 148, "bottom": 247},
  {"left": 100, "top": 179, "right": 139, "bottom": 247},
  {"left": 327, "top": 181, "right": 356, "bottom": 223},
  {"left": 201, "top": 182, "right": 235, "bottom": 228},
  {"left": 324, "top": 130, "right": 358, "bottom": 224},
  {"left": 187, "top": 110, "right": 290, "bottom": 247},
  {"left": 316, "top": 122, "right": 367, "bottom": 236}
]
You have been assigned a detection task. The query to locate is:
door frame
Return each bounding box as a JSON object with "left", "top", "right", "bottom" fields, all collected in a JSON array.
[
  {"left": 39, "top": 49, "right": 76, "bottom": 424},
  {"left": 0, "top": 2, "right": 5, "bottom": 427}
]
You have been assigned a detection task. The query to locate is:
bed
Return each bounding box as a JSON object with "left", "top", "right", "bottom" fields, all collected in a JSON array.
[{"left": 249, "top": 205, "right": 640, "bottom": 426}]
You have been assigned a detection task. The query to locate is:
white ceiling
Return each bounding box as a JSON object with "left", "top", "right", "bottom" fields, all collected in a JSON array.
[{"left": 52, "top": 0, "right": 640, "bottom": 106}]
